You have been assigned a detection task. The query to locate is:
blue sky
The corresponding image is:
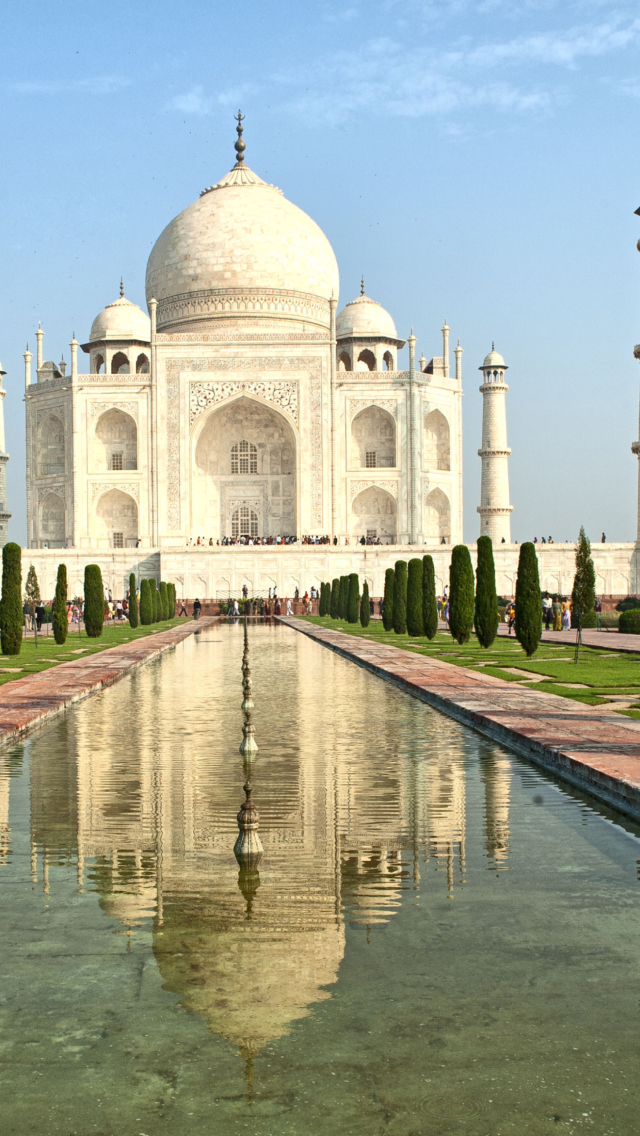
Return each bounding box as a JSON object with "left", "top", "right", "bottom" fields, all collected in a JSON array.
[{"left": 2, "top": 0, "right": 640, "bottom": 544}]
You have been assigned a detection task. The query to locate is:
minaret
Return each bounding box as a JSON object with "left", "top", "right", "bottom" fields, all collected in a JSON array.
[
  {"left": 0, "top": 363, "right": 11, "bottom": 547},
  {"left": 632, "top": 343, "right": 640, "bottom": 539},
  {"left": 477, "top": 345, "right": 512, "bottom": 543}
]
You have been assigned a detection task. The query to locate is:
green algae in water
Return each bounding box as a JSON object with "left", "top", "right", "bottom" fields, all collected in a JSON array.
[{"left": 0, "top": 621, "right": 639, "bottom": 1134}]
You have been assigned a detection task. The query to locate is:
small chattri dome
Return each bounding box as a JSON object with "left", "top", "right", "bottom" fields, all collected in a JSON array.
[
  {"left": 336, "top": 289, "right": 399, "bottom": 341},
  {"left": 88, "top": 290, "right": 151, "bottom": 344},
  {"left": 481, "top": 345, "right": 507, "bottom": 369}
]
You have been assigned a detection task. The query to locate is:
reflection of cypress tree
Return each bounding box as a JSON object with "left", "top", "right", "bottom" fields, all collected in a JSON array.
[
  {"left": 347, "top": 573, "right": 359, "bottom": 623},
  {"left": 474, "top": 535, "right": 499, "bottom": 648},
  {"left": 128, "top": 572, "right": 138, "bottom": 629},
  {"left": 393, "top": 560, "right": 407, "bottom": 634},
  {"left": 53, "top": 563, "right": 68, "bottom": 644},
  {"left": 448, "top": 545, "right": 474, "bottom": 645},
  {"left": 422, "top": 555, "right": 438, "bottom": 640},
  {"left": 360, "top": 580, "right": 370, "bottom": 627},
  {"left": 330, "top": 578, "right": 340, "bottom": 619},
  {"left": 382, "top": 568, "right": 394, "bottom": 631},
  {"left": 406, "top": 558, "right": 424, "bottom": 636},
  {"left": 338, "top": 576, "right": 348, "bottom": 620}
]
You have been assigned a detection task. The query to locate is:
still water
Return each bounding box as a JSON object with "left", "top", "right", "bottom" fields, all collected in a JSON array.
[{"left": 1, "top": 621, "right": 639, "bottom": 1135}]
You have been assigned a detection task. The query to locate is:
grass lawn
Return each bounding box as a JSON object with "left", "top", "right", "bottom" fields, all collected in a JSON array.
[
  {"left": 0, "top": 618, "right": 191, "bottom": 687},
  {"left": 301, "top": 616, "right": 640, "bottom": 709}
]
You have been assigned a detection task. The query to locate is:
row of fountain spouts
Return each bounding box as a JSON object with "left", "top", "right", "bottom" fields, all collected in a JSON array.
[{"left": 234, "top": 618, "right": 263, "bottom": 864}]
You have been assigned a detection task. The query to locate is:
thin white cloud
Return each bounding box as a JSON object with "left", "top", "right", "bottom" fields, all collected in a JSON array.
[
  {"left": 13, "top": 76, "right": 130, "bottom": 95},
  {"left": 168, "top": 86, "right": 213, "bottom": 115}
]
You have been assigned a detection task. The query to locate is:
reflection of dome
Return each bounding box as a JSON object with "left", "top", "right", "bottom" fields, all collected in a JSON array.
[
  {"left": 145, "top": 165, "right": 339, "bottom": 333},
  {"left": 89, "top": 293, "right": 151, "bottom": 344},
  {"left": 153, "top": 876, "right": 344, "bottom": 1052},
  {"left": 336, "top": 292, "right": 398, "bottom": 340}
]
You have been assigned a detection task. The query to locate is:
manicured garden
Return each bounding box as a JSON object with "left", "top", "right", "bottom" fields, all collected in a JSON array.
[{"left": 0, "top": 617, "right": 189, "bottom": 686}]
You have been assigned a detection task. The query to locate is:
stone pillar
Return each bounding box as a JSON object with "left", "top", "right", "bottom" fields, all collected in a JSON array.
[
  {"left": 442, "top": 320, "right": 450, "bottom": 378},
  {"left": 35, "top": 323, "right": 44, "bottom": 372},
  {"left": 149, "top": 297, "right": 158, "bottom": 547},
  {"left": 70, "top": 334, "right": 79, "bottom": 379},
  {"left": 23, "top": 345, "right": 32, "bottom": 388},
  {"left": 632, "top": 345, "right": 640, "bottom": 540},
  {"left": 408, "top": 331, "right": 417, "bottom": 543},
  {"left": 0, "top": 363, "right": 11, "bottom": 547},
  {"left": 477, "top": 348, "right": 513, "bottom": 544}
]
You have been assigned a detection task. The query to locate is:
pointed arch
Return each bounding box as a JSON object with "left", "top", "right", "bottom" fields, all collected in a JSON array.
[
  {"left": 351, "top": 486, "right": 396, "bottom": 543},
  {"left": 95, "top": 489, "right": 138, "bottom": 548},
  {"left": 93, "top": 408, "right": 137, "bottom": 472},
  {"left": 350, "top": 405, "right": 396, "bottom": 469},
  {"left": 39, "top": 491, "right": 65, "bottom": 547},
  {"left": 37, "top": 414, "right": 65, "bottom": 477},
  {"left": 424, "top": 410, "right": 450, "bottom": 471},
  {"left": 424, "top": 488, "right": 450, "bottom": 543}
]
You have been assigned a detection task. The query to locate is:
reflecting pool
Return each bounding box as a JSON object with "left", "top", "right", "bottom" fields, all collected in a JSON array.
[{"left": 1, "top": 621, "right": 640, "bottom": 1134}]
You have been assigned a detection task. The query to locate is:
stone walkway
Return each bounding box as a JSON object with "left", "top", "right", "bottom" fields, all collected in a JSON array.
[
  {"left": 281, "top": 617, "right": 640, "bottom": 823},
  {"left": 0, "top": 618, "right": 215, "bottom": 750}
]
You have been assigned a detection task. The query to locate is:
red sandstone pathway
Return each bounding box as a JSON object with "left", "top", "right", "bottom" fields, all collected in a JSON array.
[
  {"left": 282, "top": 617, "right": 640, "bottom": 822},
  {"left": 0, "top": 618, "right": 215, "bottom": 749}
]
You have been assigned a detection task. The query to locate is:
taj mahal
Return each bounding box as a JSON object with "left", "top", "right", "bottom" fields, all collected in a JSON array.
[{"left": 7, "top": 115, "right": 640, "bottom": 600}]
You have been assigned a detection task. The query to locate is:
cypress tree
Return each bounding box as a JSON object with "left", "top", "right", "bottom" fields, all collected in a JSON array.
[
  {"left": 128, "top": 573, "right": 138, "bottom": 628},
  {"left": 318, "top": 581, "right": 325, "bottom": 616},
  {"left": 139, "top": 578, "right": 153, "bottom": 625},
  {"left": 321, "top": 581, "right": 329, "bottom": 616},
  {"left": 1, "top": 543, "right": 22, "bottom": 656},
  {"left": 347, "top": 573, "right": 360, "bottom": 623},
  {"left": 52, "top": 562, "right": 68, "bottom": 645},
  {"left": 571, "top": 527, "right": 597, "bottom": 629},
  {"left": 84, "top": 564, "right": 104, "bottom": 638},
  {"left": 159, "top": 581, "right": 169, "bottom": 621},
  {"left": 448, "top": 544, "right": 474, "bottom": 645},
  {"left": 422, "top": 555, "right": 438, "bottom": 640},
  {"left": 382, "top": 568, "right": 394, "bottom": 631},
  {"left": 168, "top": 582, "right": 176, "bottom": 618},
  {"left": 515, "top": 542, "right": 542, "bottom": 658},
  {"left": 474, "top": 535, "right": 499, "bottom": 649},
  {"left": 24, "top": 564, "right": 41, "bottom": 614},
  {"left": 149, "top": 578, "right": 159, "bottom": 622},
  {"left": 393, "top": 560, "right": 408, "bottom": 634},
  {"left": 338, "top": 575, "right": 348, "bottom": 620},
  {"left": 360, "top": 580, "right": 370, "bottom": 627},
  {"left": 407, "top": 558, "right": 424, "bottom": 637},
  {"left": 330, "top": 578, "right": 340, "bottom": 619}
]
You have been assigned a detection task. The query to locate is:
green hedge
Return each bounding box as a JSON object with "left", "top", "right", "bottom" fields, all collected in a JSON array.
[
  {"left": 159, "top": 581, "right": 169, "bottom": 621},
  {"left": 449, "top": 544, "right": 474, "bottom": 645},
  {"left": 618, "top": 609, "right": 640, "bottom": 634},
  {"left": 53, "top": 562, "right": 68, "bottom": 645},
  {"left": 337, "top": 576, "right": 348, "bottom": 620},
  {"left": 84, "top": 564, "right": 104, "bottom": 638},
  {"left": 407, "top": 558, "right": 424, "bottom": 637},
  {"left": 128, "top": 573, "right": 138, "bottom": 628},
  {"left": 382, "top": 568, "right": 394, "bottom": 631},
  {"left": 360, "top": 581, "right": 370, "bottom": 627},
  {"left": 1, "top": 543, "right": 22, "bottom": 656},
  {"left": 422, "top": 555, "right": 438, "bottom": 640},
  {"left": 347, "top": 573, "right": 360, "bottom": 623},
  {"left": 393, "top": 561, "right": 407, "bottom": 635},
  {"left": 330, "top": 578, "right": 340, "bottom": 619},
  {"left": 515, "top": 543, "right": 542, "bottom": 657},
  {"left": 474, "top": 535, "right": 499, "bottom": 648},
  {"left": 140, "top": 579, "right": 153, "bottom": 625}
]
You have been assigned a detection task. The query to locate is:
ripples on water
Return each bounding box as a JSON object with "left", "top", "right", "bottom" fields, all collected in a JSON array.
[{"left": 1, "top": 621, "right": 640, "bottom": 1134}]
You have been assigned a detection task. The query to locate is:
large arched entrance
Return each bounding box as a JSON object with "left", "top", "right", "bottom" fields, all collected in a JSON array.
[
  {"left": 192, "top": 396, "right": 297, "bottom": 539},
  {"left": 351, "top": 486, "right": 396, "bottom": 543},
  {"left": 95, "top": 489, "right": 138, "bottom": 548}
]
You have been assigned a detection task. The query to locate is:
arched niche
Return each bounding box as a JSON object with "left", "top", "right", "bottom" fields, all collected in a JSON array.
[
  {"left": 93, "top": 409, "right": 137, "bottom": 472},
  {"left": 350, "top": 406, "right": 396, "bottom": 469},
  {"left": 37, "top": 414, "right": 65, "bottom": 477},
  {"left": 136, "top": 353, "right": 150, "bottom": 374},
  {"left": 383, "top": 350, "right": 394, "bottom": 371},
  {"left": 95, "top": 489, "right": 138, "bottom": 548},
  {"left": 39, "top": 492, "right": 65, "bottom": 547},
  {"left": 424, "top": 410, "right": 450, "bottom": 471},
  {"left": 94, "top": 353, "right": 105, "bottom": 374},
  {"left": 338, "top": 351, "right": 351, "bottom": 372},
  {"left": 111, "top": 351, "right": 130, "bottom": 374},
  {"left": 424, "top": 488, "right": 451, "bottom": 544},
  {"left": 351, "top": 486, "right": 396, "bottom": 543},
  {"left": 356, "top": 349, "right": 376, "bottom": 372},
  {"left": 192, "top": 395, "right": 297, "bottom": 539}
]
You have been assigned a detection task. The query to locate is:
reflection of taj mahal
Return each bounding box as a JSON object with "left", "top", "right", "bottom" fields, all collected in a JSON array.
[{"left": 23, "top": 117, "right": 464, "bottom": 554}]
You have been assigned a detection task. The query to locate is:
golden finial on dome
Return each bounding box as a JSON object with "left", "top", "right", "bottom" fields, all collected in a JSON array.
[
  {"left": 120, "top": 278, "right": 125, "bottom": 298},
  {"left": 234, "top": 110, "right": 246, "bottom": 167},
  {"left": 360, "top": 275, "right": 365, "bottom": 295}
]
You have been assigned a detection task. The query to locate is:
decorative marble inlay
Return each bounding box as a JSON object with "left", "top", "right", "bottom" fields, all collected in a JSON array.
[
  {"left": 36, "top": 405, "right": 65, "bottom": 424},
  {"left": 189, "top": 380, "right": 298, "bottom": 426},
  {"left": 89, "top": 401, "right": 139, "bottom": 422},
  {"left": 91, "top": 481, "right": 139, "bottom": 503},
  {"left": 350, "top": 479, "right": 399, "bottom": 500},
  {"left": 157, "top": 287, "right": 330, "bottom": 332},
  {"left": 348, "top": 398, "right": 398, "bottom": 419},
  {"left": 37, "top": 484, "right": 65, "bottom": 504}
]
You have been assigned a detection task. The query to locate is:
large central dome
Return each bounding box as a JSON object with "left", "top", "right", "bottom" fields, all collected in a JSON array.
[{"left": 146, "top": 162, "right": 339, "bottom": 333}]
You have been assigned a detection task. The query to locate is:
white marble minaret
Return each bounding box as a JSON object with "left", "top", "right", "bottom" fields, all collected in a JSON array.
[
  {"left": 0, "top": 363, "right": 11, "bottom": 547},
  {"left": 477, "top": 346, "right": 512, "bottom": 544}
]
